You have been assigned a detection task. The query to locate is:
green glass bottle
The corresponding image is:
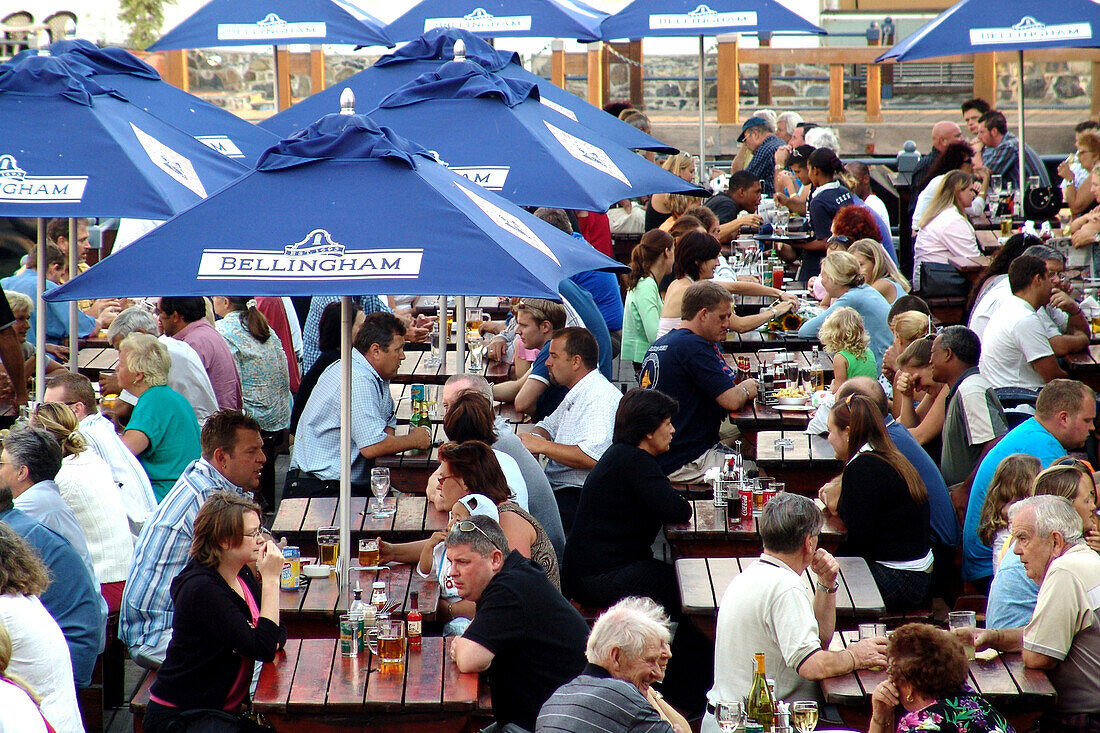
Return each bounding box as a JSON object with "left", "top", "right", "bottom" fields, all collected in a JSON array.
[{"left": 746, "top": 652, "right": 776, "bottom": 730}]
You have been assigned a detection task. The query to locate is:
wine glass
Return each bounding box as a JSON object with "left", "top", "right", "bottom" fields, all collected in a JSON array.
[
  {"left": 792, "top": 700, "right": 818, "bottom": 732},
  {"left": 715, "top": 700, "right": 745, "bottom": 732},
  {"left": 989, "top": 174, "right": 1002, "bottom": 198},
  {"left": 370, "top": 467, "right": 391, "bottom": 519},
  {"left": 425, "top": 323, "right": 442, "bottom": 367}
]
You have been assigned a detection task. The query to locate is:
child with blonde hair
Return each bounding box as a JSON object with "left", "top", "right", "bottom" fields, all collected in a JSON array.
[{"left": 818, "top": 306, "right": 877, "bottom": 392}]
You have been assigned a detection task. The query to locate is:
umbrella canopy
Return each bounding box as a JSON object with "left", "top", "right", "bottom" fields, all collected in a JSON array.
[
  {"left": 600, "top": 0, "right": 825, "bottom": 39},
  {"left": 260, "top": 27, "right": 676, "bottom": 153},
  {"left": 45, "top": 112, "right": 623, "bottom": 303},
  {"left": 0, "top": 54, "right": 247, "bottom": 219},
  {"left": 385, "top": 0, "right": 607, "bottom": 43},
  {"left": 3, "top": 40, "right": 280, "bottom": 164},
  {"left": 367, "top": 59, "right": 703, "bottom": 210},
  {"left": 148, "top": 0, "right": 394, "bottom": 50}
]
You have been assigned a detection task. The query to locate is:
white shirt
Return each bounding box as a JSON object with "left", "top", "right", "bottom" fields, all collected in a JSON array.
[
  {"left": 864, "top": 193, "right": 892, "bottom": 229},
  {"left": 55, "top": 451, "right": 134, "bottom": 584},
  {"left": 0, "top": 594, "right": 81, "bottom": 733},
  {"left": 535, "top": 369, "right": 622, "bottom": 490},
  {"left": 78, "top": 412, "right": 156, "bottom": 537},
  {"left": 0, "top": 678, "right": 49, "bottom": 732},
  {"left": 13, "top": 481, "right": 98, "bottom": 587},
  {"left": 118, "top": 336, "right": 218, "bottom": 426},
  {"left": 968, "top": 276, "right": 1010, "bottom": 339},
  {"left": 493, "top": 449, "right": 529, "bottom": 512},
  {"left": 913, "top": 174, "right": 985, "bottom": 226},
  {"left": 979, "top": 295, "right": 1054, "bottom": 389}
]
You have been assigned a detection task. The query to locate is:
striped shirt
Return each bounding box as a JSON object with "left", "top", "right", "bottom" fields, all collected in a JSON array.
[
  {"left": 120, "top": 458, "right": 245, "bottom": 650},
  {"left": 537, "top": 664, "right": 673, "bottom": 733},
  {"left": 79, "top": 412, "right": 157, "bottom": 534},
  {"left": 301, "top": 295, "right": 390, "bottom": 372}
]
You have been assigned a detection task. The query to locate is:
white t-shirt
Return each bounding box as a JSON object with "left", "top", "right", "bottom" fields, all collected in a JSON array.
[
  {"left": 968, "top": 276, "right": 1010, "bottom": 340},
  {"left": 56, "top": 451, "right": 134, "bottom": 584},
  {"left": 493, "top": 449, "right": 529, "bottom": 512},
  {"left": 979, "top": 295, "right": 1054, "bottom": 390},
  {"left": 0, "top": 679, "right": 49, "bottom": 732},
  {"left": 864, "top": 193, "right": 892, "bottom": 230},
  {"left": 0, "top": 594, "right": 81, "bottom": 733}
]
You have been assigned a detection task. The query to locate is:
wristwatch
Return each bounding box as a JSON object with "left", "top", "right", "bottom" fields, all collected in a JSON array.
[{"left": 816, "top": 580, "right": 840, "bottom": 594}]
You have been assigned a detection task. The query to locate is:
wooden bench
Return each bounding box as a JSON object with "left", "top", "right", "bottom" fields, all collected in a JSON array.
[{"left": 129, "top": 669, "right": 156, "bottom": 733}]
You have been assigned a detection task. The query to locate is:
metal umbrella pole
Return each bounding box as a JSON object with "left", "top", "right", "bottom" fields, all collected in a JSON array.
[
  {"left": 34, "top": 219, "right": 46, "bottom": 403},
  {"left": 1017, "top": 50, "right": 1026, "bottom": 207},
  {"left": 68, "top": 217, "right": 79, "bottom": 371},
  {"left": 698, "top": 35, "right": 706, "bottom": 182},
  {"left": 338, "top": 294, "right": 352, "bottom": 591}
]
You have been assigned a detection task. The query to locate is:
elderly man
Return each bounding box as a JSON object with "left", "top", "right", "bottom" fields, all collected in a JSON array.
[
  {"left": 44, "top": 372, "right": 156, "bottom": 535},
  {"left": 776, "top": 111, "right": 804, "bottom": 144},
  {"left": 978, "top": 110, "right": 1050, "bottom": 190},
  {"left": 729, "top": 117, "right": 784, "bottom": 194},
  {"left": 289, "top": 312, "right": 429, "bottom": 496},
  {"left": 450, "top": 515, "right": 589, "bottom": 733},
  {"left": 963, "top": 379, "right": 1096, "bottom": 591},
  {"left": 492, "top": 298, "right": 569, "bottom": 420},
  {"left": 929, "top": 327, "right": 1008, "bottom": 488},
  {"left": 520, "top": 327, "right": 621, "bottom": 533},
  {"left": 104, "top": 306, "right": 219, "bottom": 425},
  {"left": 441, "top": 374, "right": 565, "bottom": 559},
  {"left": 979, "top": 255, "right": 1069, "bottom": 390},
  {"left": 705, "top": 493, "right": 886, "bottom": 732},
  {"left": 121, "top": 410, "right": 266, "bottom": 669},
  {"left": 640, "top": 281, "right": 763, "bottom": 482},
  {"left": 910, "top": 121, "right": 963, "bottom": 199},
  {"left": 155, "top": 297, "right": 242, "bottom": 410},
  {"left": 960, "top": 495, "right": 1100, "bottom": 730},
  {"left": 538, "top": 597, "right": 684, "bottom": 733}
]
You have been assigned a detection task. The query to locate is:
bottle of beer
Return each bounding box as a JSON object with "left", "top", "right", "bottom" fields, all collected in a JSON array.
[
  {"left": 746, "top": 652, "right": 776, "bottom": 730},
  {"left": 407, "top": 591, "right": 422, "bottom": 649}
]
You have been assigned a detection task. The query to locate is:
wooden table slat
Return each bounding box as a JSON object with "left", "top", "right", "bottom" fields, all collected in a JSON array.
[
  {"left": 968, "top": 653, "right": 1019, "bottom": 700},
  {"left": 706, "top": 557, "right": 739, "bottom": 605},
  {"left": 403, "top": 636, "right": 444, "bottom": 710},
  {"left": 288, "top": 638, "right": 336, "bottom": 710},
  {"left": 254, "top": 638, "right": 301, "bottom": 713},
  {"left": 393, "top": 495, "right": 427, "bottom": 534},
  {"left": 675, "top": 558, "right": 715, "bottom": 615},
  {"left": 271, "top": 498, "right": 309, "bottom": 535},
  {"left": 302, "top": 497, "right": 339, "bottom": 535},
  {"left": 822, "top": 632, "right": 865, "bottom": 704},
  {"left": 836, "top": 557, "right": 885, "bottom": 616},
  {"left": 999, "top": 650, "right": 1058, "bottom": 700},
  {"left": 442, "top": 637, "right": 480, "bottom": 711},
  {"left": 301, "top": 569, "right": 344, "bottom": 614},
  {"left": 324, "top": 643, "right": 370, "bottom": 710},
  {"left": 363, "top": 651, "right": 406, "bottom": 710},
  {"left": 361, "top": 497, "right": 399, "bottom": 534}
]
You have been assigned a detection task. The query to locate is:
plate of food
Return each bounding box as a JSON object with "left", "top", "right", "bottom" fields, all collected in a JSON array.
[{"left": 774, "top": 386, "right": 811, "bottom": 407}]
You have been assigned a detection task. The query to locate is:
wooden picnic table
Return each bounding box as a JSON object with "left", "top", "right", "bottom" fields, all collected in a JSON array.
[
  {"left": 395, "top": 349, "right": 508, "bottom": 386},
  {"left": 272, "top": 495, "right": 449, "bottom": 553},
  {"left": 950, "top": 253, "right": 992, "bottom": 285},
  {"left": 76, "top": 346, "right": 119, "bottom": 380},
  {"left": 721, "top": 328, "right": 820, "bottom": 353},
  {"left": 1065, "top": 344, "right": 1100, "bottom": 391},
  {"left": 822, "top": 629, "right": 1054, "bottom": 732},
  {"left": 412, "top": 295, "right": 512, "bottom": 321},
  {"left": 665, "top": 499, "right": 846, "bottom": 558},
  {"left": 756, "top": 430, "right": 840, "bottom": 496},
  {"left": 724, "top": 350, "right": 830, "bottom": 434},
  {"left": 675, "top": 556, "right": 883, "bottom": 638},
  {"left": 252, "top": 636, "right": 489, "bottom": 732},
  {"left": 280, "top": 563, "right": 440, "bottom": 638}
]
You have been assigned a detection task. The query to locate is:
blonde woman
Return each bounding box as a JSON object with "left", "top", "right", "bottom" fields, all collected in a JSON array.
[
  {"left": 893, "top": 339, "right": 947, "bottom": 449},
  {"left": 29, "top": 402, "right": 132, "bottom": 613},
  {"left": 798, "top": 251, "right": 893, "bottom": 366},
  {"left": 645, "top": 153, "right": 695, "bottom": 231},
  {"left": 819, "top": 307, "right": 877, "bottom": 391},
  {"left": 848, "top": 238, "right": 911, "bottom": 305},
  {"left": 882, "top": 310, "right": 932, "bottom": 386},
  {"left": 0, "top": 619, "right": 53, "bottom": 732},
  {"left": 913, "top": 170, "right": 981, "bottom": 291}
]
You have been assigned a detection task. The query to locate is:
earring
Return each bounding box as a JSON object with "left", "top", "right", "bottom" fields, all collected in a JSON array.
[{"left": 905, "top": 693, "right": 914, "bottom": 702}]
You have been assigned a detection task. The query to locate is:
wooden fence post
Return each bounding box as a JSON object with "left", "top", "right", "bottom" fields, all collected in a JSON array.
[
  {"left": 757, "top": 33, "right": 772, "bottom": 106},
  {"left": 629, "top": 39, "right": 644, "bottom": 108},
  {"left": 162, "top": 49, "right": 189, "bottom": 92},
  {"left": 866, "top": 62, "right": 882, "bottom": 123},
  {"left": 973, "top": 52, "right": 996, "bottom": 105},
  {"left": 828, "top": 64, "right": 845, "bottom": 123},
  {"left": 586, "top": 42, "right": 603, "bottom": 107},
  {"left": 274, "top": 45, "right": 292, "bottom": 111},
  {"left": 309, "top": 45, "right": 325, "bottom": 96},
  {"left": 551, "top": 40, "right": 565, "bottom": 89},
  {"left": 717, "top": 33, "right": 740, "bottom": 125}
]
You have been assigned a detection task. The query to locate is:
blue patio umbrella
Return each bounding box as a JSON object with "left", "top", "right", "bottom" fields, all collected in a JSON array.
[
  {"left": 367, "top": 58, "right": 704, "bottom": 210},
  {"left": 260, "top": 27, "right": 675, "bottom": 153},
  {"left": 877, "top": 1, "right": 1100, "bottom": 199},
  {"left": 384, "top": 0, "right": 607, "bottom": 43},
  {"left": 3, "top": 39, "right": 279, "bottom": 164},
  {"left": 46, "top": 109, "right": 623, "bottom": 583},
  {"left": 600, "top": 0, "right": 825, "bottom": 178}
]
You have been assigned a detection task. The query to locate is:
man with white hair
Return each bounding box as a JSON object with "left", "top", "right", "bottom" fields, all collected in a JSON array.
[
  {"left": 776, "top": 111, "right": 804, "bottom": 143},
  {"left": 105, "top": 306, "right": 218, "bottom": 425},
  {"left": 804, "top": 126, "right": 839, "bottom": 152},
  {"left": 537, "top": 597, "right": 684, "bottom": 733},
  {"left": 958, "top": 495, "right": 1100, "bottom": 730}
]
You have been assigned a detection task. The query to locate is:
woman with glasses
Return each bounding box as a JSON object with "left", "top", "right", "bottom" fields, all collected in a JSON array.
[
  {"left": 142, "top": 491, "right": 286, "bottom": 733},
  {"left": 798, "top": 251, "right": 893, "bottom": 367},
  {"left": 986, "top": 459, "right": 1100, "bottom": 628},
  {"left": 912, "top": 170, "right": 981, "bottom": 293}
]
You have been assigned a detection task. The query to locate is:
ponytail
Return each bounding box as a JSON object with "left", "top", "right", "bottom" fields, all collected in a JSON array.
[
  {"left": 623, "top": 230, "right": 674, "bottom": 290},
  {"left": 226, "top": 297, "right": 271, "bottom": 343}
]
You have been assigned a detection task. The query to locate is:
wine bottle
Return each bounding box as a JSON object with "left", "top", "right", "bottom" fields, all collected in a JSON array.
[{"left": 746, "top": 652, "right": 776, "bottom": 730}]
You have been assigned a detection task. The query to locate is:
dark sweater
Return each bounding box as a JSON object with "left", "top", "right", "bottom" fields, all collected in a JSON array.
[
  {"left": 563, "top": 444, "right": 692, "bottom": 578},
  {"left": 150, "top": 559, "right": 286, "bottom": 711},
  {"left": 290, "top": 349, "right": 338, "bottom": 433},
  {"left": 837, "top": 452, "right": 930, "bottom": 563}
]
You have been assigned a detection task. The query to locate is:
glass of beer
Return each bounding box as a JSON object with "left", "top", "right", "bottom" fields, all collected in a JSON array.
[
  {"left": 1000, "top": 216, "right": 1013, "bottom": 238},
  {"left": 358, "top": 538, "right": 380, "bottom": 568},
  {"left": 948, "top": 611, "right": 978, "bottom": 660},
  {"left": 376, "top": 619, "right": 406, "bottom": 668},
  {"left": 792, "top": 700, "right": 819, "bottom": 732},
  {"left": 316, "top": 526, "right": 339, "bottom": 567}
]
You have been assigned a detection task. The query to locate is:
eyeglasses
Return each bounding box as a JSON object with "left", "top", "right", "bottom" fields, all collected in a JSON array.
[
  {"left": 439, "top": 474, "right": 459, "bottom": 484},
  {"left": 243, "top": 528, "right": 265, "bottom": 540},
  {"left": 457, "top": 520, "right": 501, "bottom": 552},
  {"left": 826, "top": 235, "right": 850, "bottom": 247}
]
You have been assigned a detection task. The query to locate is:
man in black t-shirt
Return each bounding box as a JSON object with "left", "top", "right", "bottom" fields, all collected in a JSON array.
[
  {"left": 450, "top": 515, "right": 588, "bottom": 732},
  {"left": 703, "top": 170, "right": 763, "bottom": 243}
]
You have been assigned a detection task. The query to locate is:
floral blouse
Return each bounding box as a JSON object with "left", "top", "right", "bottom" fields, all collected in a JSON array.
[
  {"left": 897, "top": 691, "right": 1015, "bottom": 733},
  {"left": 215, "top": 313, "right": 291, "bottom": 431}
]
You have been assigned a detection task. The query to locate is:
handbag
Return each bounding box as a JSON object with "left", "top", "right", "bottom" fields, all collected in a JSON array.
[
  {"left": 917, "top": 262, "right": 968, "bottom": 297},
  {"left": 162, "top": 709, "right": 275, "bottom": 733}
]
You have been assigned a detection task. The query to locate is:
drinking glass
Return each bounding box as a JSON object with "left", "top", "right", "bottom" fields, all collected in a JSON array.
[
  {"left": 371, "top": 619, "right": 407, "bottom": 668},
  {"left": 775, "top": 207, "right": 791, "bottom": 236},
  {"left": 948, "top": 611, "right": 978, "bottom": 660},
  {"left": 426, "top": 323, "right": 442, "bottom": 367},
  {"left": 358, "top": 538, "right": 380, "bottom": 568},
  {"left": 989, "top": 174, "right": 1002, "bottom": 197},
  {"left": 466, "top": 308, "right": 485, "bottom": 334},
  {"left": 714, "top": 700, "right": 745, "bottom": 732},
  {"left": 370, "top": 468, "right": 392, "bottom": 519},
  {"left": 316, "top": 526, "right": 339, "bottom": 567},
  {"left": 792, "top": 700, "right": 819, "bottom": 732},
  {"left": 467, "top": 335, "right": 485, "bottom": 372},
  {"left": 1026, "top": 175, "right": 1040, "bottom": 192}
]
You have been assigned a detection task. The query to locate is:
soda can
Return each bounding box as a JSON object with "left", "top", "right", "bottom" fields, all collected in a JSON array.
[
  {"left": 339, "top": 614, "right": 359, "bottom": 657},
  {"left": 763, "top": 487, "right": 777, "bottom": 506},
  {"left": 410, "top": 384, "right": 426, "bottom": 404},
  {"left": 280, "top": 545, "right": 300, "bottom": 591},
  {"left": 739, "top": 485, "right": 752, "bottom": 520}
]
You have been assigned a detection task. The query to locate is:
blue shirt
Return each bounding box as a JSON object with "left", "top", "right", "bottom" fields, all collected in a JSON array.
[
  {"left": 985, "top": 548, "right": 1038, "bottom": 629},
  {"left": 962, "top": 418, "right": 1066, "bottom": 582},
  {"left": 798, "top": 284, "right": 893, "bottom": 367},
  {"left": 1, "top": 270, "right": 96, "bottom": 345},
  {"left": 886, "top": 418, "right": 959, "bottom": 547},
  {"left": 1, "top": 507, "right": 105, "bottom": 688},
  {"left": 569, "top": 270, "right": 624, "bottom": 333},
  {"left": 640, "top": 329, "right": 736, "bottom": 474},
  {"left": 559, "top": 279, "right": 614, "bottom": 382}
]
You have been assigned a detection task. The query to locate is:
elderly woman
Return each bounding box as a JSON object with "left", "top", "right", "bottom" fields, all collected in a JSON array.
[
  {"left": 1058, "top": 129, "right": 1100, "bottom": 216},
  {"left": 799, "top": 251, "right": 893, "bottom": 366},
  {"left": 29, "top": 403, "right": 132, "bottom": 613},
  {"left": 913, "top": 170, "right": 981, "bottom": 293},
  {"left": 142, "top": 492, "right": 286, "bottom": 732},
  {"left": 117, "top": 333, "right": 201, "bottom": 501},
  {"left": 870, "top": 623, "right": 1014, "bottom": 733}
]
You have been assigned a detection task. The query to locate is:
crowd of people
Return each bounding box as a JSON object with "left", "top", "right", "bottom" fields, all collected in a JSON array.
[{"left": 0, "top": 93, "right": 1098, "bottom": 733}]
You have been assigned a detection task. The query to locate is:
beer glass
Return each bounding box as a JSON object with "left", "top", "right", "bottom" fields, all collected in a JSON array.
[
  {"left": 948, "top": 611, "right": 978, "bottom": 660},
  {"left": 373, "top": 619, "right": 406, "bottom": 668},
  {"left": 316, "top": 526, "right": 339, "bottom": 567},
  {"left": 358, "top": 538, "right": 380, "bottom": 568}
]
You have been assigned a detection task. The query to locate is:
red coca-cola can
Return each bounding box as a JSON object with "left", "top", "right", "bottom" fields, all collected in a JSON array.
[
  {"left": 739, "top": 486, "right": 752, "bottom": 521},
  {"left": 763, "top": 487, "right": 777, "bottom": 506}
]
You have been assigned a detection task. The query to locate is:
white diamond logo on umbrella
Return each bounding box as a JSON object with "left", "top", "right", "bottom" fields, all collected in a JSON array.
[
  {"left": 543, "top": 121, "right": 630, "bottom": 186},
  {"left": 130, "top": 123, "right": 208, "bottom": 198},
  {"left": 453, "top": 181, "right": 559, "bottom": 265}
]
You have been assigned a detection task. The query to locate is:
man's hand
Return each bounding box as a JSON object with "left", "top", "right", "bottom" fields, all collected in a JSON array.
[
  {"left": 408, "top": 425, "right": 432, "bottom": 451},
  {"left": 779, "top": 292, "right": 800, "bottom": 307},
  {"left": 847, "top": 637, "right": 888, "bottom": 670},
  {"left": 809, "top": 548, "right": 839, "bottom": 589},
  {"left": 519, "top": 432, "right": 548, "bottom": 456},
  {"left": 772, "top": 300, "right": 795, "bottom": 317},
  {"left": 46, "top": 343, "right": 70, "bottom": 360},
  {"left": 487, "top": 336, "right": 508, "bottom": 362},
  {"left": 774, "top": 145, "right": 792, "bottom": 168},
  {"left": 732, "top": 213, "right": 763, "bottom": 230},
  {"left": 1049, "top": 290, "right": 1081, "bottom": 314}
]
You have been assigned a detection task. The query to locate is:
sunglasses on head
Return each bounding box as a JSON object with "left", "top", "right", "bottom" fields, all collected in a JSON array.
[{"left": 457, "top": 520, "right": 501, "bottom": 552}]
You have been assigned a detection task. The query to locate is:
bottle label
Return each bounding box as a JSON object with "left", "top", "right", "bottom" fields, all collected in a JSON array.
[{"left": 408, "top": 620, "right": 422, "bottom": 638}]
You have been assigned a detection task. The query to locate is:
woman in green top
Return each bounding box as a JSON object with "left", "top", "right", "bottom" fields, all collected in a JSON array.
[
  {"left": 117, "top": 332, "right": 202, "bottom": 501},
  {"left": 621, "top": 230, "right": 675, "bottom": 373},
  {"left": 819, "top": 306, "right": 878, "bottom": 392}
]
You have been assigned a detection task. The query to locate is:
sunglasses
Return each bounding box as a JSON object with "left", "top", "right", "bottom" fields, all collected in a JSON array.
[
  {"left": 1050, "top": 456, "right": 1095, "bottom": 473},
  {"left": 826, "top": 235, "right": 850, "bottom": 247},
  {"left": 457, "top": 520, "right": 501, "bottom": 552}
]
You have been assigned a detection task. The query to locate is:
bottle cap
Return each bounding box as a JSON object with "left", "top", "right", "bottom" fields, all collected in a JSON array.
[{"left": 373, "top": 581, "right": 386, "bottom": 589}]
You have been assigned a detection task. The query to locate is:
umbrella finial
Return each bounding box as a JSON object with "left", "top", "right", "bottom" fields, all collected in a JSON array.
[
  {"left": 453, "top": 39, "right": 466, "bottom": 62},
  {"left": 35, "top": 29, "right": 51, "bottom": 56},
  {"left": 339, "top": 88, "right": 356, "bottom": 115}
]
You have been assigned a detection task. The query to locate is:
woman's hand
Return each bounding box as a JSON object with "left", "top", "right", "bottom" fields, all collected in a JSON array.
[
  {"left": 894, "top": 370, "right": 915, "bottom": 398},
  {"left": 1059, "top": 157, "right": 1075, "bottom": 182},
  {"left": 258, "top": 540, "right": 284, "bottom": 583},
  {"left": 870, "top": 678, "right": 900, "bottom": 730}
]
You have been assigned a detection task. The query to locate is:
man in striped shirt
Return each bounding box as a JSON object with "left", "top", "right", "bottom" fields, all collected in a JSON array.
[{"left": 120, "top": 410, "right": 265, "bottom": 669}]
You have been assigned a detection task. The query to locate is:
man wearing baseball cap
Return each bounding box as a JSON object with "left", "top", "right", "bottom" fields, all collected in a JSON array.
[{"left": 729, "top": 116, "right": 784, "bottom": 194}]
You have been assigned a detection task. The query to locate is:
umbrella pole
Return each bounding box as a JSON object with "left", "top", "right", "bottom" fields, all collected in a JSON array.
[
  {"left": 1017, "top": 50, "right": 1026, "bottom": 208},
  {"left": 68, "top": 218, "right": 78, "bottom": 371},
  {"left": 698, "top": 35, "right": 706, "bottom": 183},
  {"left": 35, "top": 220, "right": 46, "bottom": 403},
  {"left": 456, "top": 296, "right": 466, "bottom": 373},
  {"left": 338, "top": 295, "right": 352, "bottom": 591},
  {"left": 438, "top": 296, "right": 447, "bottom": 354}
]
